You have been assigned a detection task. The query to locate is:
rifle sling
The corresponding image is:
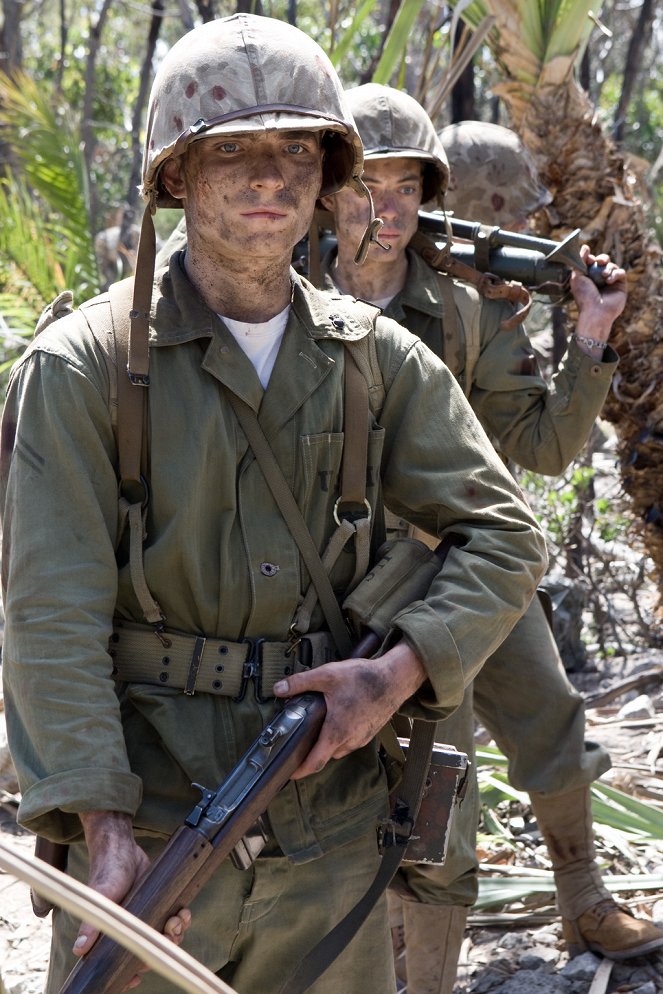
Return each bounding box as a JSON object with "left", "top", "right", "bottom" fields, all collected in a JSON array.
[{"left": 278, "top": 717, "right": 438, "bottom": 994}]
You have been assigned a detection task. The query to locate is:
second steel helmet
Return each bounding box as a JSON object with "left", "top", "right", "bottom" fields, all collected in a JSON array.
[
  {"left": 141, "top": 13, "right": 365, "bottom": 209},
  {"left": 344, "top": 84, "right": 449, "bottom": 206},
  {"left": 439, "top": 121, "right": 552, "bottom": 227}
]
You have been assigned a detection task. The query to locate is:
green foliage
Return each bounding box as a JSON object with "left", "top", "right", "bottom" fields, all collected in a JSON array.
[
  {"left": 475, "top": 742, "right": 663, "bottom": 910},
  {"left": 0, "top": 71, "right": 99, "bottom": 296},
  {"left": 518, "top": 464, "right": 595, "bottom": 549},
  {"left": 371, "top": 0, "right": 428, "bottom": 85}
]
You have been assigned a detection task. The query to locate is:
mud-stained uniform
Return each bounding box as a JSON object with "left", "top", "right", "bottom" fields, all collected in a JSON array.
[{"left": 1, "top": 256, "right": 546, "bottom": 992}]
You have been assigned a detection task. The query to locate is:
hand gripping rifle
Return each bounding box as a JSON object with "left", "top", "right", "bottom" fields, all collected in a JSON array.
[{"left": 57, "top": 691, "right": 327, "bottom": 994}]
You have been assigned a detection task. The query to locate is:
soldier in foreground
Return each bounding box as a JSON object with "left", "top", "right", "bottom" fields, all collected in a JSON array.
[
  {"left": 0, "top": 17, "right": 547, "bottom": 994},
  {"left": 319, "top": 85, "right": 661, "bottom": 992}
]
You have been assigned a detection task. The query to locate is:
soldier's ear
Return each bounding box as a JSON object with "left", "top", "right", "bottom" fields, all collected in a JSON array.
[
  {"left": 319, "top": 193, "right": 336, "bottom": 214},
  {"left": 160, "top": 157, "right": 187, "bottom": 200}
]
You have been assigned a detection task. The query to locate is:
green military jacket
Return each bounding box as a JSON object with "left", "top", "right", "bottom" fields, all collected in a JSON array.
[
  {"left": 323, "top": 249, "right": 618, "bottom": 476},
  {"left": 1, "top": 256, "right": 546, "bottom": 858}
]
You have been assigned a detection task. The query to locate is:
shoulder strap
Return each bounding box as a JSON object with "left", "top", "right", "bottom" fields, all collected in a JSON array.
[
  {"left": 226, "top": 389, "right": 356, "bottom": 658},
  {"left": 409, "top": 229, "right": 532, "bottom": 331},
  {"left": 108, "top": 278, "right": 148, "bottom": 499}
]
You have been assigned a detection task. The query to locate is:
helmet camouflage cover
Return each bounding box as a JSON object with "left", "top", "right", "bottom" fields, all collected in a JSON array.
[
  {"left": 439, "top": 121, "right": 552, "bottom": 227},
  {"left": 142, "top": 13, "right": 365, "bottom": 208},
  {"left": 345, "top": 83, "right": 449, "bottom": 206}
]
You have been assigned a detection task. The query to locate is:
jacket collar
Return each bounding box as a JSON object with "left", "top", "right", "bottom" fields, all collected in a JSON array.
[
  {"left": 320, "top": 246, "right": 444, "bottom": 321},
  {"left": 148, "top": 252, "right": 369, "bottom": 433}
]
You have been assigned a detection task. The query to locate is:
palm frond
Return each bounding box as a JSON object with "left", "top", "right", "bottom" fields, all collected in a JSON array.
[
  {"left": 476, "top": 870, "right": 663, "bottom": 910},
  {"left": 372, "top": 0, "right": 428, "bottom": 85},
  {"left": 0, "top": 70, "right": 99, "bottom": 295},
  {"left": 0, "top": 179, "right": 66, "bottom": 304}
]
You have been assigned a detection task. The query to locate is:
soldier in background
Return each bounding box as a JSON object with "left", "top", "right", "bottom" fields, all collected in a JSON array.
[{"left": 319, "top": 86, "right": 662, "bottom": 993}]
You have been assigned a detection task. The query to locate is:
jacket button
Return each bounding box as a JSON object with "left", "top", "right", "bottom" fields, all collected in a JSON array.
[{"left": 260, "top": 562, "right": 280, "bottom": 577}]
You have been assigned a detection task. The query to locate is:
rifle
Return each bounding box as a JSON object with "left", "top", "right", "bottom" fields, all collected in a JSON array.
[
  {"left": 416, "top": 211, "right": 608, "bottom": 291},
  {"left": 55, "top": 627, "right": 415, "bottom": 994},
  {"left": 57, "top": 691, "right": 327, "bottom": 994}
]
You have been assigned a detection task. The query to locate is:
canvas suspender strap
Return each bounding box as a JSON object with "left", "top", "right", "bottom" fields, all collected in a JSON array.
[
  {"left": 307, "top": 219, "right": 322, "bottom": 288},
  {"left": 278, "top": 717, "right": 437, "bottom": 994},
  {"left": 339, "top": 348, "right": 369, "bottom": 508},
  {"left": 108, "top": 276, "right": 165, "bottom": 629},
  {"left": 109, "top": 278, "right": 147, "bottom": 493}
]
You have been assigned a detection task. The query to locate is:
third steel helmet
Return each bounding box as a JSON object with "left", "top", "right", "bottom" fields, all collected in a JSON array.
[{"left": 440, "top": 121, "right": 552, "bottom": 227}]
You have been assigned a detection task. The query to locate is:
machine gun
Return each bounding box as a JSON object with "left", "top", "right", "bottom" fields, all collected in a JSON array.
[
  {"left": 298, "top": 208, "right": 608, "bottom": 295},
  {"left": 415, "top": 211, "right": 608, "bottom": 292}
]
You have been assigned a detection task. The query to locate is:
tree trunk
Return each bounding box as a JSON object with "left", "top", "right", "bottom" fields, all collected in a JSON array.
[
  {"left": 450, "top": 22, "right": 475, "bottom": 122},
  {"left": 119, "top": 0, "right": 164, "bottom": 275},
  {"left": 501, "top": 75, "right": 663, "bottom": 588},
  {"left": 193, "top": 0, "right": 215, "bottom": 22},
  {"left": 0, "top": 0, "right": 23, "bottom": 176},
  {"left": 81, "top": 0, "right": 115, "bottom": 237},
  {"left": 612, "top": 0, "right": 655, "bottom": 143},
  {"left": 0, "top": 0, "right": 22, "bottom": 78},
  {"left": 359, "top": 0, "right": 400, "bottom": 84}
]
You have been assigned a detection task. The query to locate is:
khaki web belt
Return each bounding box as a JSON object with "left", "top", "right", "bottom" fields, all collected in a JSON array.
[{"left": 109, "top": 623, "right": 337, "bottom": 701}]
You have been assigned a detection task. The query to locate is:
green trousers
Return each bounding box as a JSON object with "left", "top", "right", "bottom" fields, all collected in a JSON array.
[
  {"left": 46, "top": 827, "right": 394, "bottom": 994},
  {"left": 392, "top": 593, "right": 611, "bottom": 907}
]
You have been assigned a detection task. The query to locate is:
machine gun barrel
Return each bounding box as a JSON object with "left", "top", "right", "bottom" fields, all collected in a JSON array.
[{"left": 417, "top": 210, "right": 607, "bottom": 289}]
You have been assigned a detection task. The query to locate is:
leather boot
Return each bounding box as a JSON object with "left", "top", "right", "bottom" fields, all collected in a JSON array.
[
  {"left": 531, "top": 786, "right": 663, "bottom": 960},
  {"left": 401, "top": 902, "right": 467, "bottom": 994}
]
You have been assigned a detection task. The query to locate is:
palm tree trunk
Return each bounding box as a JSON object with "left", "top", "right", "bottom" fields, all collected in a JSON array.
[{"left": 505, "top": 75, "right": 663, "bottom": 587}]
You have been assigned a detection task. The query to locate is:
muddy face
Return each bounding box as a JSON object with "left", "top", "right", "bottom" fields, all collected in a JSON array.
[{"left": 162, "top": 130, "right": 324, "bottom": 265}]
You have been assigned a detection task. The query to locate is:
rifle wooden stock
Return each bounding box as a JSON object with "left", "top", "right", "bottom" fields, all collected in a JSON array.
[{"left": 58, "top": 692, "right": 327, "bottom": 994}]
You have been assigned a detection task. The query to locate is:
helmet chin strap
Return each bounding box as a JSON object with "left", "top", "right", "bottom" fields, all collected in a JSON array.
[
  {"left": 128, "top": 198, "right": 158, "bottom": 387},
  {"left": 353, "top": 177, "right": 390, "bottom": 266}
]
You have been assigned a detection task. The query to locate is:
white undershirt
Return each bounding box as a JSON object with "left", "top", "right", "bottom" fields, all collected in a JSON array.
[
  {"left": 221, "top": 305, "right": 290, "bottom": 388},
  {"left": 371, "top": 294, "right": 395, "bottom": 310}
]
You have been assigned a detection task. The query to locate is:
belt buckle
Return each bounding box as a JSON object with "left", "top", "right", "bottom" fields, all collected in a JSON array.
[{"left": 234, "top": 637, "right": 267, "bottom": 703}]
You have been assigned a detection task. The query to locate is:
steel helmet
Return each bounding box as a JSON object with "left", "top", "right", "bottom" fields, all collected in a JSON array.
[
  {"left": 439, "top": 121, "right": 552, "bottom": 226},
  {"left": 141, "top": 13, "right": 365, "bottom": 209},
  {"left": 344, "top": 84, "right": 449, "bottom": 206}
]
